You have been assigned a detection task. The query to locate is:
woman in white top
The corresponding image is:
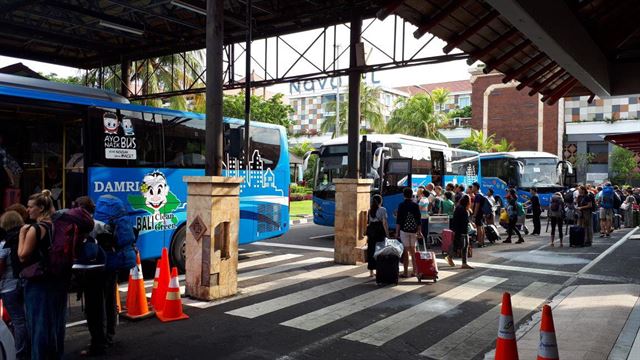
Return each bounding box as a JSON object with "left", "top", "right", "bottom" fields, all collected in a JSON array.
[{"left": 366, "top": 194, "right": 389, "bottom": 277}]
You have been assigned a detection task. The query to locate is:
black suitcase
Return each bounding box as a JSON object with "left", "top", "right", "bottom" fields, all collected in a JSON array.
[
  {"left": 484, "top": 224, "right": 501, "bottom": 243},
  {"left": 569, "top": 226, "right": 585, "bottom": 247},
  {"left": 376, "top": 254, "right": 399, "bottom": 286}
]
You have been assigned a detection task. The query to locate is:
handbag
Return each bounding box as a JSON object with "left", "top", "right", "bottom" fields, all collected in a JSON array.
[{"left": 621, "top": 202, "right": 630, "bottom": 211}]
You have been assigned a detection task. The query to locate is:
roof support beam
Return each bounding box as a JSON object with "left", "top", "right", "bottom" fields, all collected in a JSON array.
[
  {"left": 486, "top": 0, "right": 611, "bottom": 96},
  {"left": 443, "top": 9, "right": 499, "bottom": 54},
  {"left": 483, "top": 39, "right": 531, "bottom": 73},
  {"left": 466, "top": 28, "right": 517, "bottom": 65},
  {"left": 543, "top": 77, "right": 578, "bottom": 105},
  {"left": 413, "top": 0, "right": 467, "bottom": 39},
  {"left": 515, "top": 62, "right": 556, "bottom": 90},
  {"left": 502, "top": 52, "right": 545, "bottom": 83},
  {"left": 528, "top": 68, "right": 566, "bottom": 96}
]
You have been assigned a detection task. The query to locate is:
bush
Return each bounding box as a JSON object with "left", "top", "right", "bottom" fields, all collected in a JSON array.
[{"left": 289, "top": 193, "right": 305, "bottom": 201}]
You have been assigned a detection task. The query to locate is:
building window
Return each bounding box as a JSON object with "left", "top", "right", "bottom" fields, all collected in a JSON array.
[
  {"left": 457, "top": 95, "right": 471, "bottom": 108},
  {"left": 587, "top": 143, "right": 608, "bottom": 164}
]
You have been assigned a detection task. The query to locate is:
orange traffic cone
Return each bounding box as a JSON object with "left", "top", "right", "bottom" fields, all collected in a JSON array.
[
  {"left": 123, "top": 252, "right": 154, "bottom": 320},
  {"left": 156, "top": 248, "right": 171, "bottom": 311},
  {"left": 495, "top": 292, "right": 519, "bottom": 360},
  {"left": 150, "top": 259, "right": 164, "bottom": 311},
  {"left": 537, "top": 305, "right": 559, "bottom": 360},
  {"left": 156, "top": 267, "right": 189, "bottom": 322}
]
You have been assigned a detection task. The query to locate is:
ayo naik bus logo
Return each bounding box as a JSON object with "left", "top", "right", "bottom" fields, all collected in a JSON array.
[{"left": 128, "top": 171, "right": 181, "bottom": 232}]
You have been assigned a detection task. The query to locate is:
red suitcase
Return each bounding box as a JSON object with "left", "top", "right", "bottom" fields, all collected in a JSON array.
[
  {"left": 415, "top": 238, "right": 438, "bottom": 283},
  {"left": 440, "top": 229, "right": 454, "bottom": 256}
]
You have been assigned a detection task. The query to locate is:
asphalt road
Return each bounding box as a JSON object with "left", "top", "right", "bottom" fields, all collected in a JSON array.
[{"left": 63, "top": 219, "right": 640, "bottom": 359}]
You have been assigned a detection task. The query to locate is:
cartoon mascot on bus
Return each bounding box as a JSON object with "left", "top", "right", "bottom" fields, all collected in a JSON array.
[{"left": 140, "top": 171, "right": 170, "bottom": 215}]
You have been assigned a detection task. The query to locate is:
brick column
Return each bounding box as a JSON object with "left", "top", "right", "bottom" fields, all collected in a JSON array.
[
  {"left": 183, "top": 176, "right": 243, "bottom": 300},
  {"left": 334, "top": 178, "right": 372, "bottom": 264}
]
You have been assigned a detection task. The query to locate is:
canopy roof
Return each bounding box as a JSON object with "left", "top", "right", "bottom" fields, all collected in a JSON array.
[{"left": 604, "top": 133, "right": 640, "bottom": 156}]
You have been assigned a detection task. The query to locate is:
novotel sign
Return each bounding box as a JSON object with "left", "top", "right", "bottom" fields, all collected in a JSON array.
[{"left": 289, "top": 73, "right": 380, "bottom": 94}]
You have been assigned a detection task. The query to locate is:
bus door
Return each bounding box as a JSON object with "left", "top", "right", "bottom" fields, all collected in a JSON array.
[
  {"left": 64, "top": 119, "right": 85, "bottom": 208},
  {"left": 381, "top": 158, "right": 412, "bottom": 229},
  {"left": 431, "top": 150, "right": 444, "bottom": 186}
]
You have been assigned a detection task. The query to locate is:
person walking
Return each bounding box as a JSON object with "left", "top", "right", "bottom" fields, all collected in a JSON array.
[
  {"left": 598, "top": 183, "right": 615, "bottom": 237},
  {"left": 366, "top": 194, "right": 388, "bottom": 277},
  {"left": 485, "top": 188, "right": 496, "bottom": 225},
  {"left": 622, "top": 189, "right": 636, "bottom": 228},
  {"left": 471, "top": 182, "right": 486, "bottom": 247},
  {"left": 548, "top": 192, "right": 565, "bottom": 247},
  {"left": 418, "top": 189, "right": 430, "bottom": 247},
  {"left": 396, "top": 187, "right": 421, "bottom": 278},
  {"left": 503, "top": 189, "right": 525, "bottom": 244},
  {"left": 577, "top": 185, "right": 594, "bottom": 246},
  {"left": 445, "top": 194, "right": 473, "bottom": 269},
  {"left": 525, "top": 187, "right": 542, "bottom": 235},
  {"left": 0, "top": 210, "right": 28, "bottom": 359},
  {"left": 18, "top": 190, "right": 67, "bottom": 360}
]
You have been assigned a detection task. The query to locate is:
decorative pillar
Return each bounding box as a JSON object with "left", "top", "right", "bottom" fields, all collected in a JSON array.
[
  {"left": 334, "top": 178, "right": 372, "bottom": 265},
  {"left": 183, "top": 176, "right": 243, "bottom": 300}
]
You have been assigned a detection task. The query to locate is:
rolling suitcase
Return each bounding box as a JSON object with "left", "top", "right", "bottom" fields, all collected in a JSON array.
[
  {"left": 415, "top": 238, "right": 438, "bottom": 283},
  {"left": 376, "top": 254, "right": 399, "bottom": 286},
  {"left": 569, "top": 226, "right": 585, "bottom": 247},
  {"left": 484, "top": 224, "right": 501, "bottom": 243},
  {"left": 440, "top": 229, "right": 454, "bottom": 255}
]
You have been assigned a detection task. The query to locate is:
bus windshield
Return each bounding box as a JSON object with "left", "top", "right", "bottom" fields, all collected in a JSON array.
[
  {"left": 520, "top": 158, "right": 560, "bottom": 188},
  {"left": 315, "top": 155, "right": 348, "bottom": 192}
]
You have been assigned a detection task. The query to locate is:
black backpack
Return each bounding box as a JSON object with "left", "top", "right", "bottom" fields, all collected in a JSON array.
[{"left": 401, "top": 206, "right": 419, "bottom": 233}]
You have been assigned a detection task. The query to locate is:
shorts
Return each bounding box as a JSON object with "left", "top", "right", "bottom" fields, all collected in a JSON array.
[
  {"left": 599, "top": 208, "right": 613, "bottom": 221},
  {"left": 474, "top": 215, "right": 484, "bottom": 226},
  {"left": 400, "top": 231, "right": 417, "bottom": 248}
]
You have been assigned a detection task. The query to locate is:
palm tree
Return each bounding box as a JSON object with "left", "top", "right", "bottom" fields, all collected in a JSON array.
[
  {"left": 320, "top": 83, "right": 385, "bottom": 137},
  {"left": 493, "top": 138, "right": 516, "bottom": 152},
  {"left": 459, "top": 130, "right": 496, "bottom": 152},
  {"left": 385, "top": 93, "right": 448, "bottom": 141},
  {"left": 430, "top": 88, "right": 451, "bottom": 114}
]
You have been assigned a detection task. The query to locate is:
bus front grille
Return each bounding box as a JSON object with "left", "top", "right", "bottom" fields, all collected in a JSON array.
[{"left": 257, "top": 204, "right": 281, "bottom": 234}]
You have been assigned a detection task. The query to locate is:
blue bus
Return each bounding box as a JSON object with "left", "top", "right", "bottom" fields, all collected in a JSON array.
[
  {"left": 0, "top": 73, "right": 289, "bottom": 271},
  {"left": 450, "top": 151, "right": 572, "bottom": 209},
  {"left": 306, "top": 134, "right": 476, "bottom": 229}
]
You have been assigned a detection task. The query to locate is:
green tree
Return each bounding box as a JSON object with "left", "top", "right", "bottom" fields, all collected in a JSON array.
[
  {"left": 573, "top": 152, "right": 596, "bottom": 182},
  {"left": 221, "top": 92, "right": 293, "bottom": 128},
  {"left": 321, "top": 83, "right": 385, "bottom": 137},
  {"left": 447, "top": 105, "right": 472, "bottom": 119},
  {"left": 610, "top": 145, "right": 639, "bottom": 184},
  {"left": 430, "top": 88, "right": 450, "bottom": 115},
  {"left": 459, "top": 130, "right": 496, "bottom": 152},
  {"left": 41, "top": 73, "right": 83, "bottom": 85},
  {"left": 290, "top": 141, "right": 317, "bottom": 184},
  {"left": 493, "top": 138, "right": 517, "bottom": 152},
  {"left": 385, "top": 93, "right": 448, "bottom": 141}
]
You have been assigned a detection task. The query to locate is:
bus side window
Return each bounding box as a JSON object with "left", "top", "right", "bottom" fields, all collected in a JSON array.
[
  {"left": 163, "top": 116, "right": 205, "bottom": 168},
  {"left": 249, "top": 127, "right": 281, "bottom": 170}
]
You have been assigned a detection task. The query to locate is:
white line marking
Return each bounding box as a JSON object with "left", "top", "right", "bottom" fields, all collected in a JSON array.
[
  {"left": 118, "top": 274, "right": 185, "bottom": 292},
  {"left": 238, "top": 257, "right": 331, "bottom": 282},
  {"left": 182, "top": 264, "right": 358, "bottom": 309},
  {"left": 309, "top": 234, "right": 334, "bottom": 240},
  {"left": 253, "top": 241, "right": 334, "bottom": 252},
  {"left": 226, "top": 272, "right": 371, "bottom": 319},
  {"left": 281, "top": 271, "right": 458, "bottom": 331},
  {"left": 420, "top": 281, "right": 561, "bottom": 359},
  {"left": 342, "top": 276, "right": 507, "bottom": 346},
  {"left": 238, "top": 254, "right": 303, "bottom": 270},
  {"left": 66, "top": 320, "right": 87, "bottom": 328},
  {"left": 238, "top": 250, "right": 273, "bottom": 258},
  {"left": 435, "top": 259, "right": 575, "bottom": 278},
  {"left": 608, "top": 296, "right": 640, "bottom": 360},
  {"left": 578, "top": 227, "right": 639, "bottom": 275}
]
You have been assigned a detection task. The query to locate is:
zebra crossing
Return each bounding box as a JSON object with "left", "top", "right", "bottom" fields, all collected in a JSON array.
[{"left": 106, "top": 247, "right": 573, "bottom": 359}]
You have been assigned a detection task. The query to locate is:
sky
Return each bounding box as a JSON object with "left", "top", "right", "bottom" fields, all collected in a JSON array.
[{"left": 0, "top": 16, "right": 472, "bottom": 93}]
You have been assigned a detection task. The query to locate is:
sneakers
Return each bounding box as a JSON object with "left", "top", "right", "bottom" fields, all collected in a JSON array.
[
  {"left": 516, "top": 238, "right": 525, "bottom": 244},
  {"left": 461, "top": 264, "right": 474, "bottom": 269},
  {"left": 503, "top": 239, "right": 512, "bottom": 243},
  {"left": 445, "top": 255, "right": 455, "bottom": 267}
]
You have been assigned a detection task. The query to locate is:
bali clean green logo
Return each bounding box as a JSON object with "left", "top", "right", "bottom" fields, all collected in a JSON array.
[{"left": 128, "top": 171, "right": 180, "bottom": 232}]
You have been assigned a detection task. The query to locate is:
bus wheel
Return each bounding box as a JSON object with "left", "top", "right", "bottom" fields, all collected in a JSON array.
[{"left": 170, "top": 226, "right": 187, "bottom": 273}]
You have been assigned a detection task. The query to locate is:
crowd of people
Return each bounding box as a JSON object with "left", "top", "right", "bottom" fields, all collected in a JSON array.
[
  {"left": 0, "top": 190, "right": 136, "bottom": 359},
  {"left": 365, "top": 181, "right": 640, "bottom": 278}
]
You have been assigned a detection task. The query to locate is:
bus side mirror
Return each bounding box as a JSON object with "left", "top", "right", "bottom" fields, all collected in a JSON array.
[
  {"left": 229, "top": 128, "right": 244, "bottom": 158},
  {"left": 303, "top": 150, "right": 319, "bottom": 171},
  {"left": 372, "top": 147, "right": 390, "bottom": 170}
]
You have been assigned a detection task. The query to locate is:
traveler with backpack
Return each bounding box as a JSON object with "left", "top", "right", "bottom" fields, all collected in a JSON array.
[
  {"left": 548, "top": 192, "right": 565, "bottom": 247},
  {"left": 366, "top": 194, "right": 388, "bottom": 278},
  {"left": 471, "top": 182, "right": 487, "bottom": 247},
  {"left": 622, "top": 188, "right": 637, "bottom": 228},
  {"left": 0, "top": 210, "right": 28, "bottom": 359},
  {"left": 598, "top": 183, "right": 615, "bottom": 237},
  {"left": 93, "top": 195, "right": 137, "bottom": 350},
  {"left": 577, "top": 186, "right": 594, "bottom": 246},
  {"left": 19, "top": 190, "right": 94, "bottom": 359},
  {"left": 503, "top": 189, "right": 525, "bottom": 244},
  {"left": 446, "top": 194, "right": 474, "bottom": 269},
  {"left": 418, "top": 188, "right": 431, "bottom": 246},
  {"left": 396, "top": 187, "right": 421, "bottom": 278}
]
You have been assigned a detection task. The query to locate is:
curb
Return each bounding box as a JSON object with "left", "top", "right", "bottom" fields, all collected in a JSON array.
[{"left": 290, "top": 215, "right": 313, "bottom": 226}]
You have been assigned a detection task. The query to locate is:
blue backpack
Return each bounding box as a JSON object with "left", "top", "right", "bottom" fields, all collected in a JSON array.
[
  {"left": 94, "top": 195, "right": 137, "bottom": 271},
  {"left": 601, "top": 186, "right": 614, "bottom": 209}
]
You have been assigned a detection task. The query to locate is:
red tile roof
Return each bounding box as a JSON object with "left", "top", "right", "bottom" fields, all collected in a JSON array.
[{"left": 395, "top": 79, "right": 471, "bottom": 96}]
